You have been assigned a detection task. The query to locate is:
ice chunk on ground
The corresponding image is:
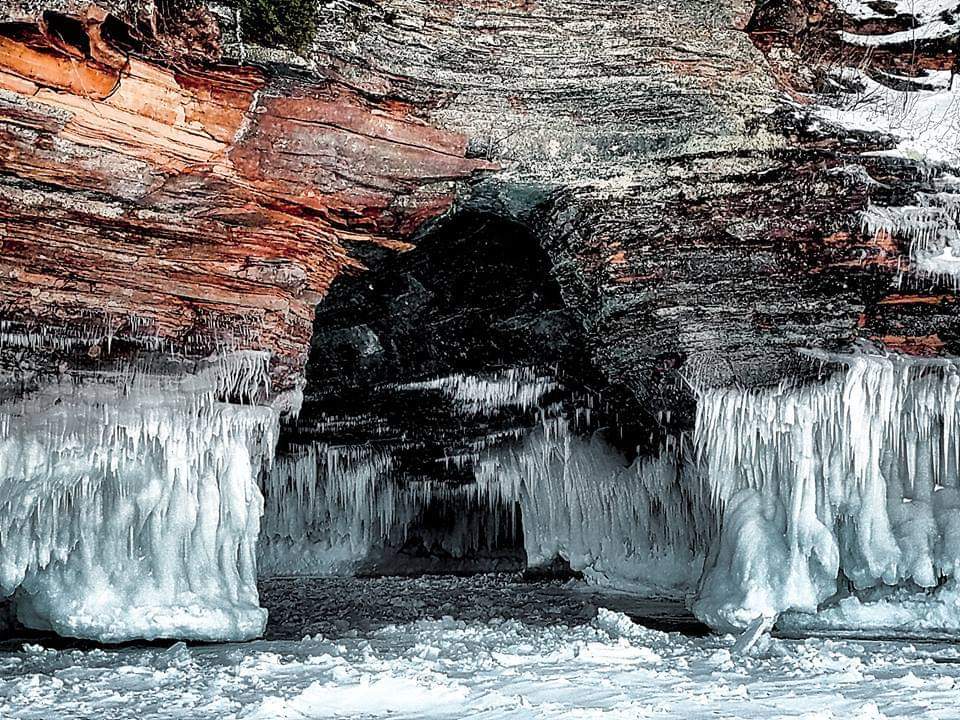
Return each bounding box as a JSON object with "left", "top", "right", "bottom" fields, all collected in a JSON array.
[
  {"left": 0, "top": 356, "right": 279, "bottom": 642},
  {"left": 693, "top": 353, "right": 960, "bottom": 632}
]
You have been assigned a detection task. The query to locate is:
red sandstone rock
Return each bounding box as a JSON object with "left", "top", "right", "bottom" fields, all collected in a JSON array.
[{"left": 0, "top": 6, "right": 494, "bottom": 396}]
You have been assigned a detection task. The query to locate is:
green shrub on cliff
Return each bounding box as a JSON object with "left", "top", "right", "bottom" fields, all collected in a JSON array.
[{"left": 229, "top": 0, "right": 320, "bottom": 55}]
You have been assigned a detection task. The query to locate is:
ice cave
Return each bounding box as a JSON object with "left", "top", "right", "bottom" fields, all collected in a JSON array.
[{"left": 1, "top": 0, "right": 960, "bottom": 717}]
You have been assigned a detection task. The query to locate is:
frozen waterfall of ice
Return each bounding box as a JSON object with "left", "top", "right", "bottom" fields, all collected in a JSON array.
[
  {"left": 0, "top": 354, "right": 280, "bottom": 642},
  {"left": 693, "top": 353, "right": 960, "bottom": 632}
]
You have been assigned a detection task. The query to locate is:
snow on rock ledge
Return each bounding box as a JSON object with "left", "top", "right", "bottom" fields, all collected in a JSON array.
[
  {"left": 693, "top": 353, "right": 960, "bottom": 632},
  {"left": 0, "top": 357, "right": 279, "bottom": 642}
]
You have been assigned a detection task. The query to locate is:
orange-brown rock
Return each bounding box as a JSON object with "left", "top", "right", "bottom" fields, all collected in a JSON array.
[{"left": 0, "top": 6, "right": 493, "bottom": 395}]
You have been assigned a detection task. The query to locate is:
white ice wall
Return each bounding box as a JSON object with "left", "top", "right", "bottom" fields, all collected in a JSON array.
[
  {"left": 477, "top": 417, "right": 705, "bottom": 597},
  {"left": 0, "top": 356, "right": 279, "bottom": 642},
  {"left": 693, "top": 353, "right": 960, "bottom": 632},
  {"left": 258, "top": 443, "right": 402, "bottom": 576}
]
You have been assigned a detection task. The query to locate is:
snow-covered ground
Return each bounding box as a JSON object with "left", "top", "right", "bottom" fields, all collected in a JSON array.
[
  {"left": 4, "top": 576, "right": 960, "bottom": 719},
  {"left": 0, "top": 576, "right": 960, "bottom": 720}
]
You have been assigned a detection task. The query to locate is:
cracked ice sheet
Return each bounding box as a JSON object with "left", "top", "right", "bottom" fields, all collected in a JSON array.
[{"left": 4, "top": 608, "right": 960, "bottom": 719}]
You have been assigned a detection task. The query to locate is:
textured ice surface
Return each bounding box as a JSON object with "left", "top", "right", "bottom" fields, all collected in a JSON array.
[
  {"left": 3, "top": 576, "right": 960, "bottom": 719},
  {"left": 0, "top": 356, "right": 279, "bottom": 642},
  {"left": 694, "top": 353, "right": 960, "bottom": 632},
  {"left": 479, "top": 417, "right": 706, "bottom": 597},
  {"left": 862, "top": 190, "right": 960, "bottom": 283}
]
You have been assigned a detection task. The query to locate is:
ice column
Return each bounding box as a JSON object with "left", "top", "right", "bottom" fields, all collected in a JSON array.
[
  {"left": 0, "top": 356, "right": 279, "bottom": 642},
  {"left": 258, "top": 443, "right": 400, "bottom": 576},
  {"left": 477, "top": 417, "right": 706, "bottom": 597},
  {"left": 693, "top": 354, "right": 960, "bottom": 632}
]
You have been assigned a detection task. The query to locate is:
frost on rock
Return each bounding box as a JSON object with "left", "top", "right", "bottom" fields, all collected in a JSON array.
[
  {"left": 0, "top": 354, "right": 280, "bottom": 642},
  {"left": 693, "top": 353, "right": 960, "bottom": 633},
  {"left": 398, "top": 367, "right": 560, "bottom": 416}
]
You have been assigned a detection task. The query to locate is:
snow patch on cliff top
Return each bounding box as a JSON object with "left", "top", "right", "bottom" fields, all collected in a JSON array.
[
  {"left": 814, "top": 69, "right": 960, "bottom": 166},
  {"left": 836, "top": 0, "right": 959, "bottom": 22}
]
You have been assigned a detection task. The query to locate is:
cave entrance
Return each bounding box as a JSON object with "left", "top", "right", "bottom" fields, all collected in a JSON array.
[{"left": 259, "top": 210, "right": 588, "bottom": 578}]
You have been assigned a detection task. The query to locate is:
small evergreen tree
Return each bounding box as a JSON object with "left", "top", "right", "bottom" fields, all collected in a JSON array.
[{"left": 230, "top": 0, "right": 320, "bottom": 55}]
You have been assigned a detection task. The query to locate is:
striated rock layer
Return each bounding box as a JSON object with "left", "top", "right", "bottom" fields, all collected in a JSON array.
[{"left": 0, "top": 1, "right": 491, "bottom": 396}]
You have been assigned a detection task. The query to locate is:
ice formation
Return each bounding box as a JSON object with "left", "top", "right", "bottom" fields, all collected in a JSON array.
[
  {"left": 399, "top": 368, "right": 560, "bottom": 415},
  {"left": 0, "top": 354, "right": 279, "bottom": 642},
  {"left": 258, "top": 438, "right": 529, "bottom": 577},
  {"left": 862, "top": 188, "right": 960, "bottom": 284},
  {"left": 258, "top": 443, "right": 400, "bottom": 576},
  {"left": 260, "top": 367, "right": 702, "bottom": 594},
  {"left": 259, "top": 368, "right": 556, "bottom": 576},
  {"left": 693, "top": 353, "right": 960, "bottom": 632},
  {"left": 261, "top": 355, "right": 960, "bottom": 636},
  {"left": 477, "top": 418, "right": 705, "bottom": 597}
]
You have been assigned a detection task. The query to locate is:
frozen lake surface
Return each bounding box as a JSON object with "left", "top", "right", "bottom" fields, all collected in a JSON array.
[{"left": 3, "top": 575, "right": 960, "bottom": 719}]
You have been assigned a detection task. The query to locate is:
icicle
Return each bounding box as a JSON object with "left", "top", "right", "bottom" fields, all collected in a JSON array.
[
  {"left": 0, "top": 356, "right": 280, "bottom": 642},
  {"left": 693, "top": 353, "right": 960, "bottom": 632}
]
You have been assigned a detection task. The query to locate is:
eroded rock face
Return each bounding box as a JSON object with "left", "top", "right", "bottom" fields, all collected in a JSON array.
[
  {"left": 303, "top": 0, "right": 958, "bottom": 428},
  {"left": 0, "top": 2, "right": 492, "bottom": 396}
]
